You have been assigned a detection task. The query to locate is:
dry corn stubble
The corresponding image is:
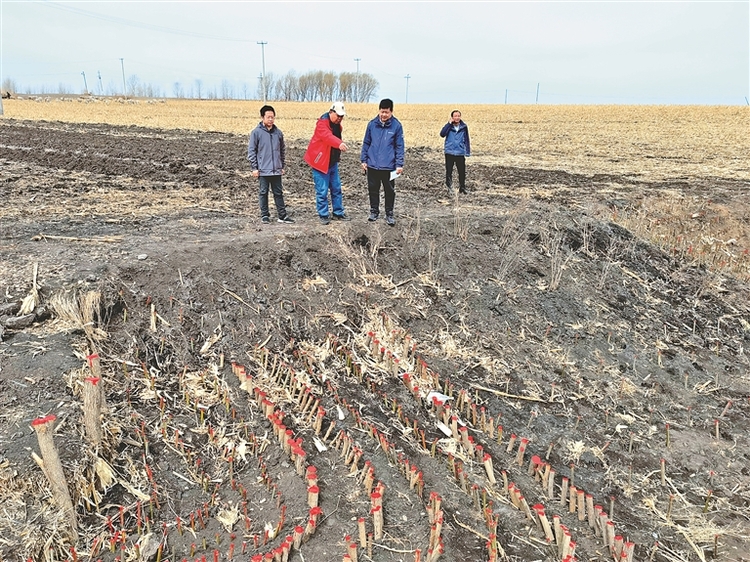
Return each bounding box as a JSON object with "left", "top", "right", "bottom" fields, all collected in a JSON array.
[{"left": 1, "top": 98, "right": 750, "bottom": 556}]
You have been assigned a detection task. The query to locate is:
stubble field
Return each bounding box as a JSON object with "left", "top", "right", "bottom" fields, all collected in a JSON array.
[{"left": 1, "top": 98, "right": 749, "bottom": 562}]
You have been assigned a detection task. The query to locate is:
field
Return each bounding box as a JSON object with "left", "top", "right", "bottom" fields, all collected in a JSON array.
[{"left": 1, "top": 98, "right": 749, "bottom": 562}]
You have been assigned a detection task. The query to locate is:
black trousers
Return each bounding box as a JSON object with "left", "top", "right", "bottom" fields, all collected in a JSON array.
[
  {"left": 445, "top": 154, "right": 466, "bottom": 190},
  {"left": 367, "top": 168, "right": 395, "bottom": 216},
  {"left": 258, "top": 175, "right": 286, "bottom": 218}
]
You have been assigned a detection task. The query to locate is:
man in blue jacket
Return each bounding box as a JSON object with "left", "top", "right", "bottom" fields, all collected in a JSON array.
[
  {"left": 440, "top": 110, "right": 471, "bottom": 194},
  {"left": 248, "top": 105, "right": 294, "bottom": 224},
  {"left": 360, "top": 98, "right": 404, "bottom": 226}
]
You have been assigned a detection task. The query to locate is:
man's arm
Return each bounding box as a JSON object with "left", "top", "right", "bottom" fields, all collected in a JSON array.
[
  {"left": 439, "top": 122, "right": 452, "bottom": 138},
  {"left": 465, "top": 125, "right": 471, "bottom": 157},
  {"left": 395, "top": 122, "right": 405, "bottom": 169},
  {"left": 279, "top": 130, "right": 286, "bottom": 171},
  {"left": 360, "top": 122, "right": 372, "bottom": 169},
  {"left": 247, "top": 131, "right": 259, "bottom": 174},
  {"left": 316, "top": 119, "right": 346, "bottom": 148}
]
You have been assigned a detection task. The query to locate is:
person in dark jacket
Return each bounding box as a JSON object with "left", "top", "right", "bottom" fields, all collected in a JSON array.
[
  {"left": 303, "top": 102, "right": 350, "bottom": 225},
  {"left": 247, "top": 105, "right": 294, "bottom": 224},
  {"left": 360, "top": 98, "right": 404, "bottom": 226},
  {"left": 440, "top": 110, "right": 471, "bottom": 194}
]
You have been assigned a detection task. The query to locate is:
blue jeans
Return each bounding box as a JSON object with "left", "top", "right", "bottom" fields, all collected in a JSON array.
[
  {"left": 258, "top": 175, "right": 287, "bottom": 219},
  {"left": 312, "top": 164, "right": 345, "bottom": 218}
]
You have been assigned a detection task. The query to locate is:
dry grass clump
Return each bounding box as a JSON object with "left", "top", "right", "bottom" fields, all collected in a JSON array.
[
  {"left": 612, "top": 191, "right": 750, "bottom": 280},
  {"left": 49, "top": 290, "right": 107, "bottom": 340}
]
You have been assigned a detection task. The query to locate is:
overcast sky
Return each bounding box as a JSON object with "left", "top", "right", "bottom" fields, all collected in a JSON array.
[{"left": 2, "top": 1, "right": 748, "bottom": 104}]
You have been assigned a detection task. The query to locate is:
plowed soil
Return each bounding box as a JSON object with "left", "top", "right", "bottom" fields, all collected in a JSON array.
[{"left": 1, "top": 119, "right": 749, "bottom": 562}]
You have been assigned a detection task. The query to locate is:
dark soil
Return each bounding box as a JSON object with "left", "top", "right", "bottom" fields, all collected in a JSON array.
[{"left": 1, "top": 119, "right": 750, "bottom": 562}]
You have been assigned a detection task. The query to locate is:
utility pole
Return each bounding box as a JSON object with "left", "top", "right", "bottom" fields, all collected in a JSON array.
[
  {"left": 505, "top": 89, "right": 508, "bottom": 104},
  {"left": 97, "top": 71, "right": 103, "bottom": 95},
  {"left": 257, "top": 41, "right": 268, "bottom": 103},
  {"left": 404, "top": 74, "right": 411, "bottom": 104},
  {"left": 354, "top": 58, "right": 361, "bottom": 102},
  {"left": 536, "top": 82, "right": 540, "bottom": 104},
  {"left": 81, "top": 72, "right": 88, "bottom": 94},
  {"left": 119, "top": 58, "right": 126, "bottom": 96}
]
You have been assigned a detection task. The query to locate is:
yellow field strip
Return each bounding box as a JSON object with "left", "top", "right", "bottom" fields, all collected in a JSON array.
[{"left": 4, "top": 99, "right": 748, "bottom": 181}]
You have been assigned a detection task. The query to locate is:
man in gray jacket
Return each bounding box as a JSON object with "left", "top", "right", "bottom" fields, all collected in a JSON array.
[{"left": 247, "top": 105, "right": 294, "bottom": 223}]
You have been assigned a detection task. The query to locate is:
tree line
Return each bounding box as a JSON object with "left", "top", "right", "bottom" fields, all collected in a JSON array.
[
  {"left": 261, "top": 70, "right": 379, "bottom": 102},
  {"left": 2, "top": 70, "right": 379, "bottom": 102}
]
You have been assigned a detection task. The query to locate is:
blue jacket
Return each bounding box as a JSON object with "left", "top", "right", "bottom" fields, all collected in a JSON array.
[
  {"left": 360, "top": 115, "right": 405, "bottom": 170},
  {"left": 248, "top": 122, "right": 285, "bottom": 176},
  {"left": 440, "top": 121, "right": 471, "bottom": 157}
]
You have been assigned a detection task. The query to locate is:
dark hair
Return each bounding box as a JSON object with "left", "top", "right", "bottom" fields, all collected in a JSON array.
[
  {"left": 379, "top": 98, "right": 393, "bottom": 111},
  {"left": 451, "top": 109, "right": 461, "bottom": 117},
  {"left": 260, "top": 105, "right": 275, "bottom": 117}
]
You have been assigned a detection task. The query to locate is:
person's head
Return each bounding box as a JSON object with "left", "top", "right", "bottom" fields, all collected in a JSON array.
[
  {"left": 329, "top": 101, "right": 345, "bottom": 125},
  {"left": 378, "top": 98, "right": 393, "bottom": 122},
  {"left": 450, "top": 110, "right": 461, "bottom": 124},
  {"left": 260, "top": 105, "right": 275, "bottom": 128}
]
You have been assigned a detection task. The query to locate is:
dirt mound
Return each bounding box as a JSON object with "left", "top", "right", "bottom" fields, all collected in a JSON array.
[{"left": 1, "top": 119, "right": 749, "bottom": 561}]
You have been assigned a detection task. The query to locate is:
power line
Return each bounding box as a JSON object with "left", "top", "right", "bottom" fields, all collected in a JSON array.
[
  {"left": 34, "top": 0, "right": 383, "bottom": 80},
  {"left": 41, "top": 1, "right": 255, "bottom": 42},
  {"left": 32, "top": 2, "right": 388, "bottom": 85}
]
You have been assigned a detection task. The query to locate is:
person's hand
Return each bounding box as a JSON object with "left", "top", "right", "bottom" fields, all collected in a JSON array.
[
  {"left": 280, "top": 168, "right": 285, "bottom": 175},
  {"left": 339, "top": 142, "right": 349, "bottom": 152},
  {"left": 361, "top": 163, "right": 368, "bottom": 171},
  {"left": 396, "top": 167, "right": 403, "bottom": 175},
  {"left": 252, "top": 170, "right": 260, "bottom": 178}
]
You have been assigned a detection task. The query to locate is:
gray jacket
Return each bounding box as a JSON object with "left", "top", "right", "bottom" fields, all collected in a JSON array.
[{"left": 248, "top": 122, "right": 285, "bottom": 176}]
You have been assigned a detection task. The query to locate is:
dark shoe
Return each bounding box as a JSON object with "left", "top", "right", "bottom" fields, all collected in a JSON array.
[
  {"left": 459, "top": 187, "right": 468, "bottom": 194},
  {"left": 332, "top": 213, "right": 351, "bottom": 221},
  {"left": 319, "top": 215, "right": 331, "bottom": 225},
  {"left": 385, "top": 215, "right": 395, "bottom": 226},
  {"left": 277, "top": 216, "right": 295, "bottom": 224},
  {"left": 368, "top": 212, "right": 379, "bottom": 222},
  {"left": 261, "top": 216, "right": 271, "bottom": 224}
]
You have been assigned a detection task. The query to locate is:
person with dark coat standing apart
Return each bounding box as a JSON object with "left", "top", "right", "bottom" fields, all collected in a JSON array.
[
  {"left": 304, "top": 102, "right": 351, "bottom": 225},
  {"left": 360, "top": 98, "right": 405, "bottom": 226},
  {"left": 440, "top": 109, "right": 471, "bottom": 194},
  {"left": 247, "top": 105, "right": 294, "bottom": 223}
]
